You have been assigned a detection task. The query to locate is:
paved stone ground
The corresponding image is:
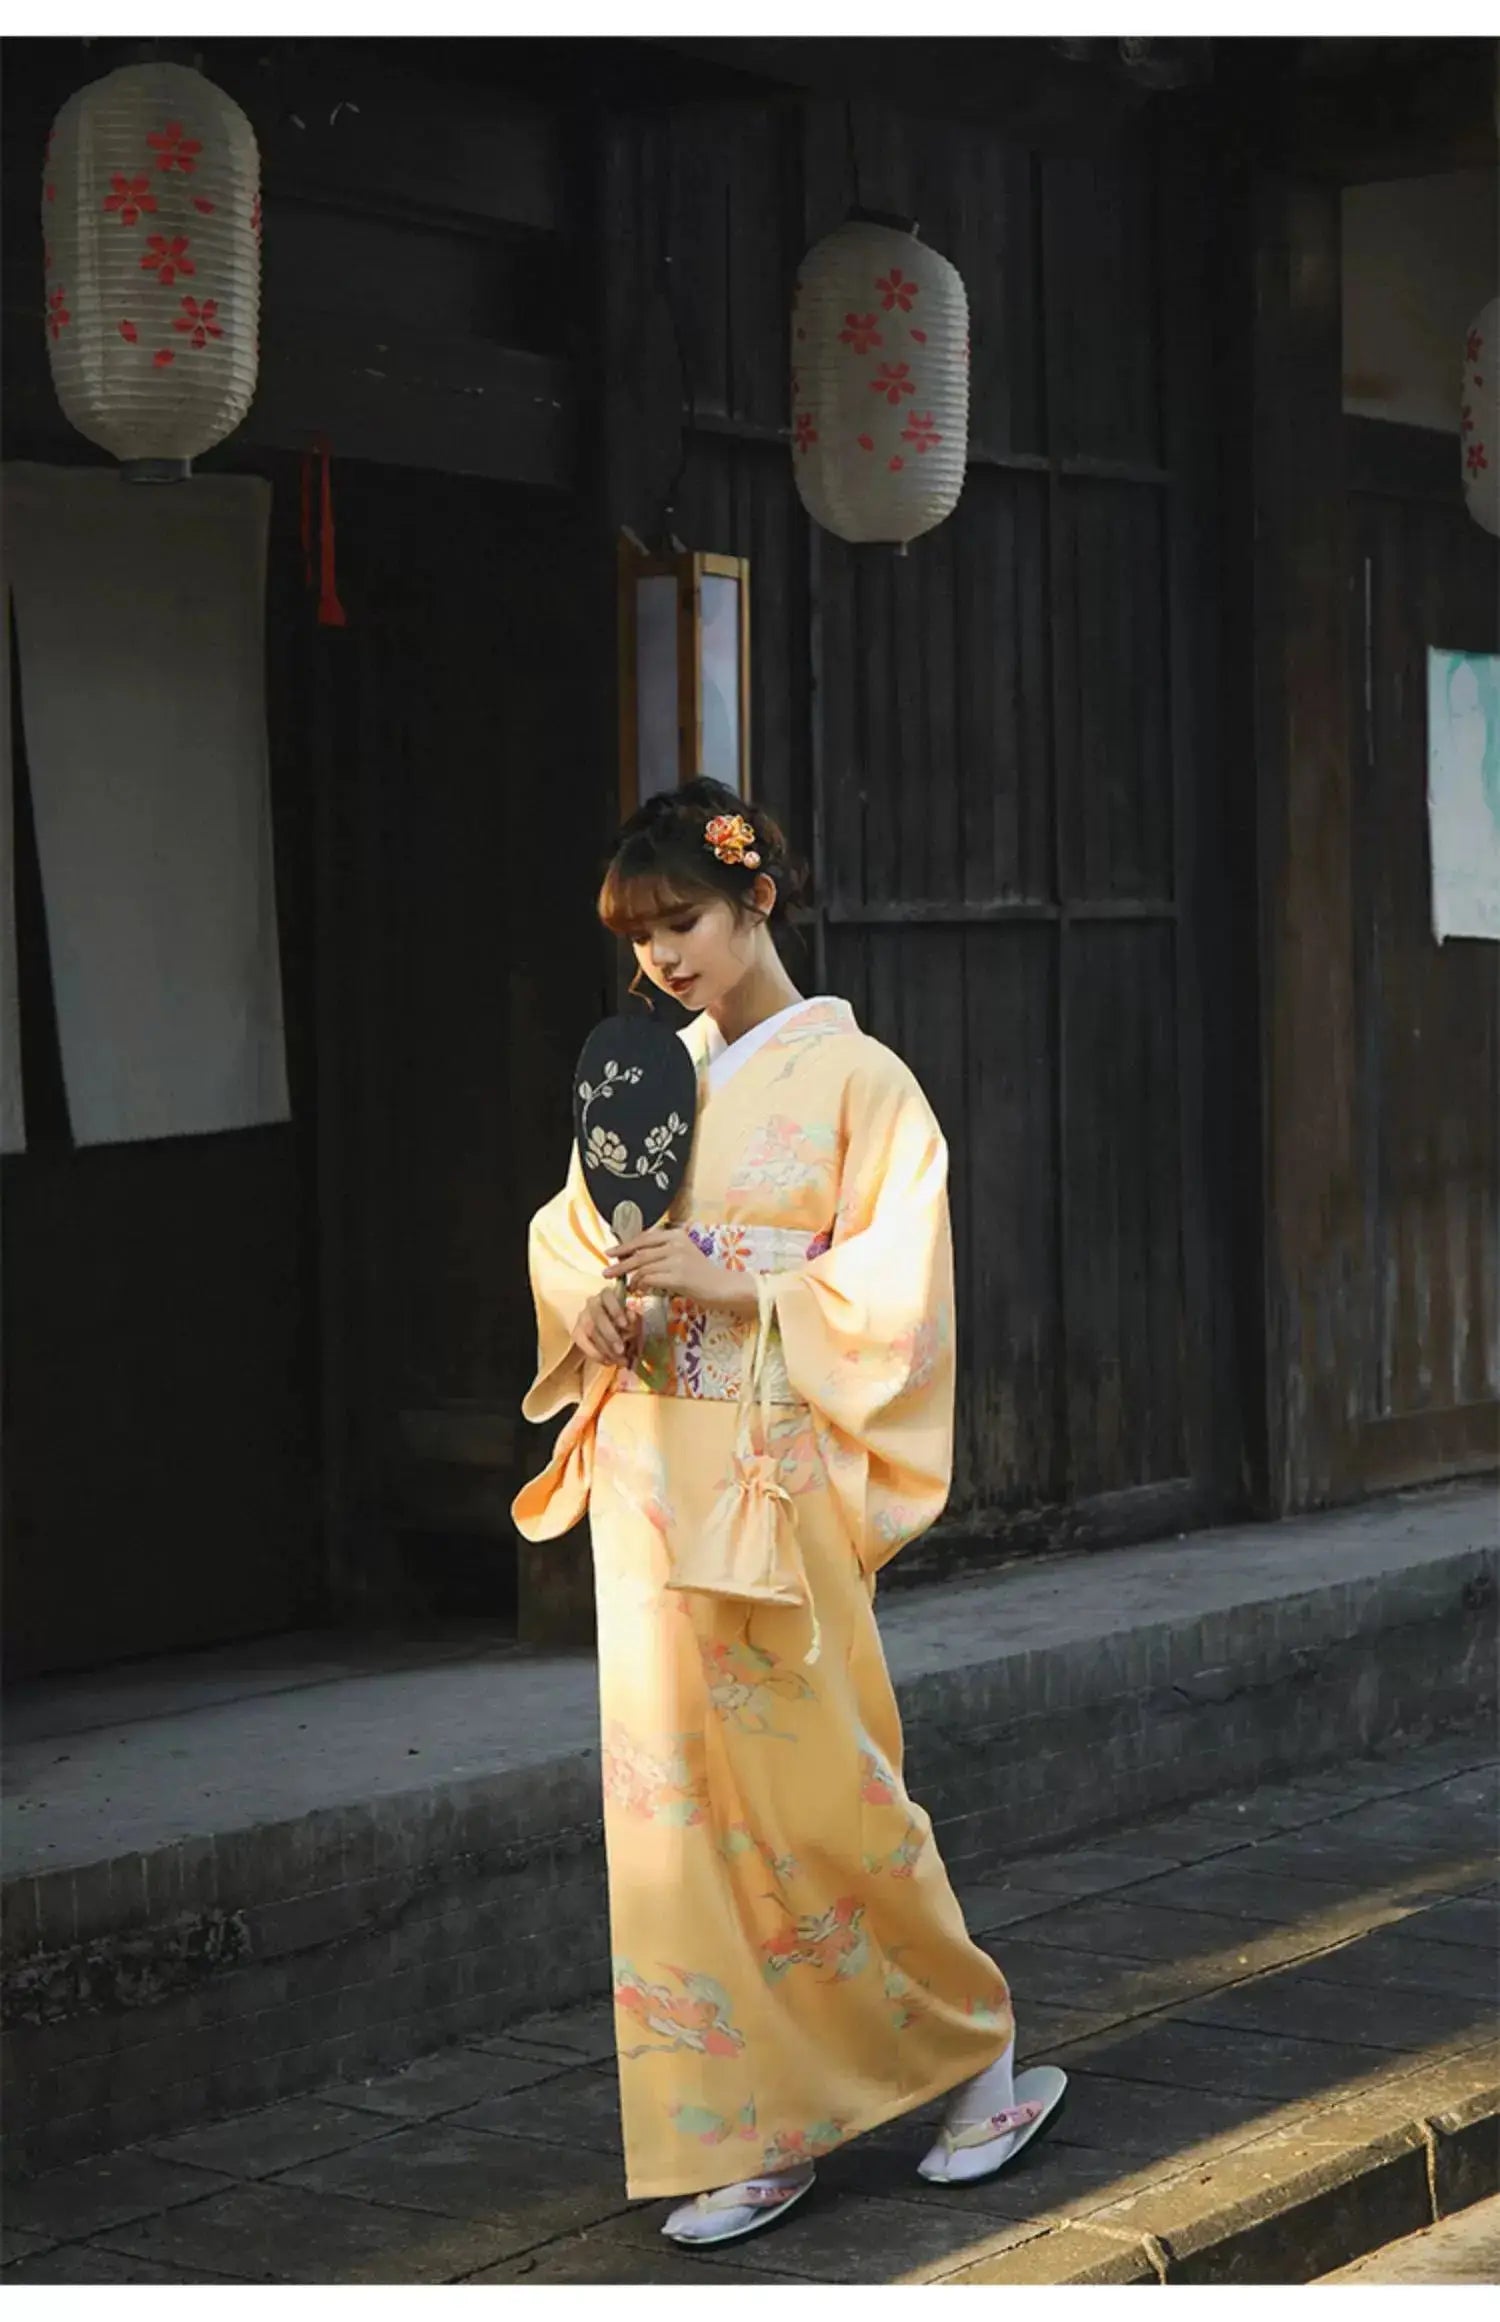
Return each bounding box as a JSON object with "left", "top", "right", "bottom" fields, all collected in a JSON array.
[
  {"left": 1316, "top": 2190, "right": 1500, "bottom": 2283},
  {"left": 3, "top": 1730, "right": 1495, "bottom": 2285}
]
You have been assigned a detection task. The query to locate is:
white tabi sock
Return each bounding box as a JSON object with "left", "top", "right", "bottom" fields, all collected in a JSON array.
[
  {"left": 918, "top": 2034, "right": 1023, "bottom": 2183},
  {"left": 945, "top": 2033, "right": 1017, "bottom": 2127}
]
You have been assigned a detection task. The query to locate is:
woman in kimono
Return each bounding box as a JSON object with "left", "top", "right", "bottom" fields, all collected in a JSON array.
[{"left": 514, "top": 778, "right": 1066, "bottom": 2247}]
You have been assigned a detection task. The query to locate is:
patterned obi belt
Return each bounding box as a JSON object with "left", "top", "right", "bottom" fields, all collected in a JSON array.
[{"left": 616, "top": 1222, "right": 830, "bottom": 1404}]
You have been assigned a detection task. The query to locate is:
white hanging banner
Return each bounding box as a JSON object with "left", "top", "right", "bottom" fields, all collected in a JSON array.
[
  {"left": 1, "top": 462, "right": 289, "bottom": 1144},
  {"left": 0, "top": 596, "right": 25, "bottom": 1153},
  {"left": 1428, "top": 646, "right": 1500, "bottom": 945}
]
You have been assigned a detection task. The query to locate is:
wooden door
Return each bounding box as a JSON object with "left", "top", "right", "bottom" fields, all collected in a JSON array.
[
  {"left": 1347, "top": 419, "right": 1500, "bottom": 1488},
  {"left": 602, "top": 95, "right": 1242, "bottom": 1566}
]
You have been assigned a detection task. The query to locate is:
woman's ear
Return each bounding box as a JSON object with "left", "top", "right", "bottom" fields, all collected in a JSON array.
[{"left": 749, "top": 871, "right": 779, "bottom": 919}]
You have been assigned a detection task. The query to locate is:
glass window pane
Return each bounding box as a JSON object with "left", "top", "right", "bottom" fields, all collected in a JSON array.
[
  {"left": 699, "top": 573, "right": 742, "bottom": 792},
  {"left": 635, "top": 575, "right": 679, "bottom": 799}
]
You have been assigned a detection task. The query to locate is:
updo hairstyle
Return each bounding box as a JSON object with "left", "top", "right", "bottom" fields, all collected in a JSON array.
[{"left": 597, "top": 778, "right": 807, "bottom": 949}]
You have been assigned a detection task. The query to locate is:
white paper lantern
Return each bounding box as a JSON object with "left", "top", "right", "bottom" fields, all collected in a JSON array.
[
  {"left": 43, "top": 62, "right": 260, "bottom": 479},
  {"left": 791, "top": 215, "right": 969, "bottom": 549},
  {"left": 1461, "top": 299, "right": 1499, "bottom": 537}
]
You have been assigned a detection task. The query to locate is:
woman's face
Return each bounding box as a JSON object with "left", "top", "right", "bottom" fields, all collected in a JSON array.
[{"left": 630, "top": 890, "right": 760, "bottom": 1011}]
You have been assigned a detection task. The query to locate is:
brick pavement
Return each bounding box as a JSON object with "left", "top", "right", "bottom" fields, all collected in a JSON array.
[{"left": 3, "top": 1730, "right": 1495, "bottom": 2285}]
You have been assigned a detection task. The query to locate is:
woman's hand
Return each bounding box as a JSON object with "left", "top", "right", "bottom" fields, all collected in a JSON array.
[
  {"left": 604, "top": 1226, "right": 758, "bottom": 1311},
  {"left": 571, "top": 1285, "right": 639, "bottom": 1367}
]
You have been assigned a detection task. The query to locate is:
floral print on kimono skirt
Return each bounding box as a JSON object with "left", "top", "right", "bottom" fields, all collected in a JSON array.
[{"left": 514, "top": 997, "right": 1014, "bottom": 2199}]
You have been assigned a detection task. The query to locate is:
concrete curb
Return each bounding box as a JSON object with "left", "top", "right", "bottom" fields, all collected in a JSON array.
[{"left": 928, "top": 2047, "right": 1500, "bottom": 2285}]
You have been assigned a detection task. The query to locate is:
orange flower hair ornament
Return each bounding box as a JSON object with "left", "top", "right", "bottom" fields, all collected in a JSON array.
[{"left": 704, "top": 812, "right": 761, "bottom": 870}]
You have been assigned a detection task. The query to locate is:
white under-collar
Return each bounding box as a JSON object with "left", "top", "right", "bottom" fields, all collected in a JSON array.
[{"left": 703, "top": 996, "right": 832, "bottom": 1092}]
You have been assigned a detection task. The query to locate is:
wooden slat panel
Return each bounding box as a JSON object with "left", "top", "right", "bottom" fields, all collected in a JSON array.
[
  {"left": 1063, "top": 922, "right": 1189, "bottom": 1497},
  {"left": 816, "top": 471, "right": 1052, "bottom": 907},
  {"left": 661, "top": 103, "right": 797, "bottom": 435},
  {"left": 828, "top": 922, "right": 1063, "bottom": 1519},
  {"left": 955, "top": 924, "right": 1062, "bottom": 1511},
  {"left": 956, "top": 469, "right": 1053, "bottom": 904},
  {"left": 1058, "top": 479, "right": 1175, "bottom": 903},
  {"left": 1042, "top": 136, "right": 1162, "bottom": 466}
]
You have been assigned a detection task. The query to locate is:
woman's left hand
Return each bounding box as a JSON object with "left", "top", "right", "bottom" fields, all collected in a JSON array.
[{"left": 604, "top": 1225, "right": 749, "bottom": 1308}]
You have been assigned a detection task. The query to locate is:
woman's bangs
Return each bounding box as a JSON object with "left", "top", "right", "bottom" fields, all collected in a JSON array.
[{"left": 597, "top": 860, "right": 705, "bottom": 939}]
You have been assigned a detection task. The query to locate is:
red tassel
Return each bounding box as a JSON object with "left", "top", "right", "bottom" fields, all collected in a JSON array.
[
  {"left": 314, "top": 436, "right": 347, "bottom": 629},
  {"left": 300, "top": 438, "right": 347, "bottom": 628}
]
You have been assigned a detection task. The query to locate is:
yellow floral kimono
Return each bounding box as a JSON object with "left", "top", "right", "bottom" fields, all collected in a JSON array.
[{"left": 514, "top": 997, "right": 1013, "bottom": 2199}]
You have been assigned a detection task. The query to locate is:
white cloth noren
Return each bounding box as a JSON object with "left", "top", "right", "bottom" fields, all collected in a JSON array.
[{"left": 1, "top": 461, "right": 289, "bottom": 1148}]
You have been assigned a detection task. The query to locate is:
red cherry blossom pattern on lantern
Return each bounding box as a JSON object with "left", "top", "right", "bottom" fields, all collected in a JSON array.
[
  {"left": 250, "top": 192, "right": 262, "bottom": 237},
  {"left": 839, "top": 312, "right": 883, "bottom": 356},
  {"left": 148, "top": 120, "right": 203, "bottom": 174},
  {"left": 1467, "top": 329, "right": 1483, "bottom": 365},
  {"left": 46, "top": 286, "right": 70, "bottom": 340},
  {"left": 119, "top": 319, "right": 139, "bottom": 343},
  {"left": 105, "top": 174, "right": 157, "bottom": 226},
  {"left": 901, "top": 412, "right": 942, "bottom": 454},
  {"left": 141, "top": 234, "right": 194, "bottom": 286},
  {"left": 173, "top": 295, "right": 222, "bottom": 349},
  {"left": 793, "top": 412, "right": 818, "bottom": 454},
  {"left": 1462, "top": 404, "right": 1474, "bottom": 435},
  {"left": 193, "top": 196, "right": 216, "bottom": 216},
  {"left": 153, "top": 348, "right": 176, "bottom": 368},
  {"left": 910, "top": 327, "right": 928, "bottom": 345},
  {"left": 871, "top": 361, "right": 915, "bottom": 406},
  {"left": 877, "top": 268, "right": 917, "bottom": 314},
  {"left": 857, "top": 434, "right": 874, "bottom": 452},
  {"left": 1467, "top": 443, "right": 1489, "bottom": 476},
  {"left": 888, "top": 456, "right": 904, "bottom": 471}
]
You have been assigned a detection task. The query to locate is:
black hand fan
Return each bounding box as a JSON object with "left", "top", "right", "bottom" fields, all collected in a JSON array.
[{"left": 572, "top": 1013, "right": 699, "bottom": 1261}]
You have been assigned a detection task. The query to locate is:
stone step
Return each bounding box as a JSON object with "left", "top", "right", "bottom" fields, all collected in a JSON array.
[
  {"left": 3, "top": 1736, "right": 1495, "bottom": 2283},
  {"left": 3, "top": 1481, "right": 1495, "bottom": 2177}
]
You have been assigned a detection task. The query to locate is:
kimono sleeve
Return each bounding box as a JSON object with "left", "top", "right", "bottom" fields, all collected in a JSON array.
[
  {"left": 519, "top": 1139, "right": 610, "bottom": 1424},
  {"left": 769, "top": 1047, "right": 956, "bottom": 1575}
]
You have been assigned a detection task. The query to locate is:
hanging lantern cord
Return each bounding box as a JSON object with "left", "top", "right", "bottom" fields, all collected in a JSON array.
[
  {"left": 844, "top": 100, "right": 866, "bottom": 214},
  {"left": 653, "top": 247, "right": 694, "bottom": 552}
]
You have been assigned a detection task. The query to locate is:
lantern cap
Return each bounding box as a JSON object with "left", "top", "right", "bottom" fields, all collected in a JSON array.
[
  {"left": 847, "top": 207, "right": 919, "bottom": 236},
  {"left": 121, "top": 457, "right": 192, "bottom": 485}
]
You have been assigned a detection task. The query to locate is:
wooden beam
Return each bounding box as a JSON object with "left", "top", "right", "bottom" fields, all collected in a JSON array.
[
  {"left": 1222, "top": 39, "right": 1499, "bottom": 184},
  {"left": 1250, "top": 169, "right": 1363, "bottom": 1513},
  {"left": 656, "top": 35, "right": 1140, "bottom": 150},
  {"left": 1, "top": 303, "right": 577, "bottom": 489}
]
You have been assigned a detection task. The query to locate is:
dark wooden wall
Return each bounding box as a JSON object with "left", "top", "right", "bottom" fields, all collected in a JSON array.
[
  {"left": 288, "top": 461, "right": 605, "bottom": 1629},
  {"left": 1347, "top": 419, "right": 1500, "bottom": 1488},
  {"left": 1248, "top": 171, "right": 1499, "bottom": 1512},
  {"left": 1, "top": 37, "right": 600, "bottom": 1674},
  {"left": 600, "top": 92, "right": 1244, "bottom": 1566}
]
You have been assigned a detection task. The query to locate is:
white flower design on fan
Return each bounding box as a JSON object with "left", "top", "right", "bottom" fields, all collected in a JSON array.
[{"left": 578, "top": 1060, "right": 689, "bottom": 1190}]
